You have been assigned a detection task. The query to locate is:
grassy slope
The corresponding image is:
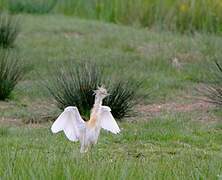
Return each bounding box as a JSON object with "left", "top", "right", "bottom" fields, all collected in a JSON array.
[
  {"left": 14, "top": 15, "right": 222, "bottom": 100},
  {"left": 1, "top": 14, "right": 222, "bottom": 119},
  {"left": 0, "top": 14, "right": 222, "bottom": 179}
]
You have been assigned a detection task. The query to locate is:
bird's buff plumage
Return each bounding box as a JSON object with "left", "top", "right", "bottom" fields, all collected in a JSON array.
[{"left": 51, "top": 86, "right": 120, "bottom": 153}]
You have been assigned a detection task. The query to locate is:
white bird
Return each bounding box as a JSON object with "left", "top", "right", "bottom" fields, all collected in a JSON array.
[{"left": 51, "top": 86, "right": 121, "bottom": 153}]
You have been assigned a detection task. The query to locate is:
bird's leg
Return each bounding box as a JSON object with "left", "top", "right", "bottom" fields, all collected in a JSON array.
[
  {"left": 80, "top": 136, "right": 90, "bottom": 153},
  {"left": 80, "top": 144, "right": 85, "bottom": 153},
  {"left": 80, "top": 131, "right": 86, "bottom": 153},
  {"left": 80, "top": 141, "right": 89, "bottom": 153}
]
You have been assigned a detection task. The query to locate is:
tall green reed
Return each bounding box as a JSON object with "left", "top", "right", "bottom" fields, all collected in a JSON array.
[{"left": 56, "top": 0, "right": 222, "bottom": 33}]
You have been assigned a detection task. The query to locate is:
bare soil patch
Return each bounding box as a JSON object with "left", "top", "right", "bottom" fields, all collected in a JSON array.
[
  {"left": 0, "top": 117, "right": 23, "bottom": 127},
  {"left": 137, "top": 100, "right": 212, "bottom": 116},
  {"left": 134, "top": 99, "right": 218, "bottom": 122}
]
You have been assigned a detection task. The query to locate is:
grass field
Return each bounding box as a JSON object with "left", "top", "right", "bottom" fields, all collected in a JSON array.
[
  {"left": 0, "top": 14, "right": 222, "bottom": 179},
  {"left": 0, "top": 113, "right": 222, "bottom": 179},
  {"left": 2, "top": 0, "right": 222, "bottom": 33}
]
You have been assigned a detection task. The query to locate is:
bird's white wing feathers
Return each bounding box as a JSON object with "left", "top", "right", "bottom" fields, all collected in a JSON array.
[
  {"left": 51, "top": 106, "right": 85, "bottom": 142},
  {"left": 100, "top": 106, "right": 120, "bottom": 134}
]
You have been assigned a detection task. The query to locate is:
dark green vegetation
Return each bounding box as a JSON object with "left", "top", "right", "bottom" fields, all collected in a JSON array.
[
  {"left": 8, "top": 0, "right": 57, "bottom": 14},
  {"left": 46, "top": 63, "right": 140, "bottom": 119},
  {"left": 0, "top": 0, "right": 222, "bottom": 33},
  {"left": 0, "top": 50, "right": 25, "bottom": 100},
  {"left": 0, "top": 13, "right": 22, "bottom": 100},
  {"left": 203, "top": 61, "right": 222, "bottom": 106},
  {"left": 55, "top": 0, "right": 222, "bottom": 33},
  {"left": 0, "top": 13, "right": 19, "bottom": 48},
  {"left": 104, "top": 80, "right": 140, "bottom": 119},
  {"left": 0, "top": 13, "right": 221, "bottom": 179}
]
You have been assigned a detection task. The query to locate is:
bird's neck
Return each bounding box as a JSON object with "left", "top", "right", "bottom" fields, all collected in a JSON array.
[
  {"left": 94, "top": 96, "right": 103, "bottom": 108},
  {"left": 87, "top": 96, "right": 103, "bottom": 128}
]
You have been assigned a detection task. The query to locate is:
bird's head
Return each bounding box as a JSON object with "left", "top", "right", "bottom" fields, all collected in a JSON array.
[{"left": 93, "top": 85, "right": 109, "bottom": 99}]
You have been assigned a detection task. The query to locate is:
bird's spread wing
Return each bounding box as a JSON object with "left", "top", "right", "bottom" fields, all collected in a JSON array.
[
  {"left": 51, "top": 106, "right": 85, "bottom": 142},
  {"left": 99, "top": 106, "right": 120, "bottom": 134}
]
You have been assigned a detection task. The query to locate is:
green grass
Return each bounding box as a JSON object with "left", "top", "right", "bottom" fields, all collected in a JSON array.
[
  {"left": 0, "top": 14, "right": 221, "bottom": 120},
  {"left": 8, "top": 0, "right": 57, "bottom": 14},
  {"left": 45, "top": 62, "right": 140, "bottom": 119},
  {"left": 0, "top": 13, "right": 20, "bottom": 48},
  {"left": 0, "top": 113, "right": 221, "bottom": 179},
  {"left": 2, "top": 0, "right": 222, "bottom": 33},
  {"left": 15, "top": 15, "right": 222, "bottom": 98},
  {"left": 56, "top": 0, "right": 222, "bottom": 33},
  {"left": 0, "top": 14, "right": 221, "bottom": 179},
  {"left": 0, "top": 49, "right": 25, "bottom": 100}
]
